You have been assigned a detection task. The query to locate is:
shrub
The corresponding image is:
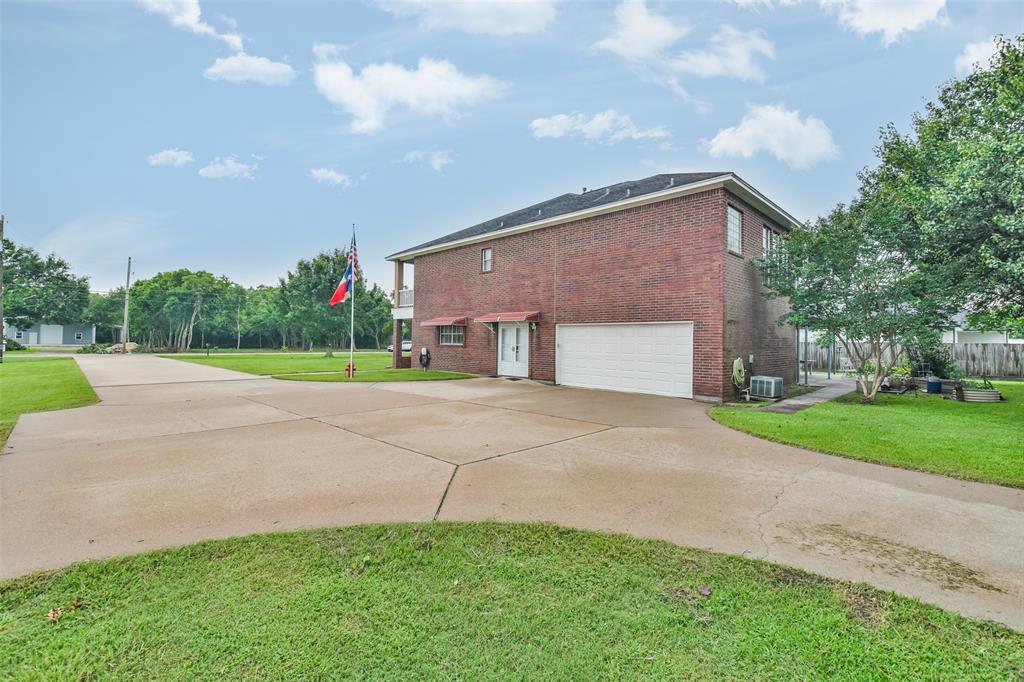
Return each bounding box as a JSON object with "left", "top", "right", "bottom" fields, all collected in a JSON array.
[
  {"left": 4, "top": 336, "right": 26, "bottom": 351},
  {"left": 907, "top": 342, "right": 958, "bottom": 378},
  {"left": 76, "top": 343, "right": 109, "bottom": 354}
]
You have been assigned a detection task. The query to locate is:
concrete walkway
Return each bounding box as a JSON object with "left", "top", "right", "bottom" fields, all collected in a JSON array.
[
  {"left": 2, "top": 354, "right": 1021, "bottom": 629},
  {"left": 762, "top": 377, "right": 857, "bottom": 413}
]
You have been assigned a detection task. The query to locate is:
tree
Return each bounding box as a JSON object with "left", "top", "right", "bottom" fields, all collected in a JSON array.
[
  {"left": 355, "top": 284, "right": 393, "bottom": 350},
  {"left": 760, "top": 199, "right": 957, "bottom": 402},
  {"left": 870, "top": 35, "right": 1024, "bottom": 330},
  {"left": 279, "top": 249, "right": 362, "bottom": 349},
  {"left": 83, "top": 290, "right": 124, "bottom": 342},
  {"left": 2, "top": 239, "right": 89, "bottom": 329},
  {"left": 130, "top": 270, "right": 226, "bottom": 352},
  {"left": 241, "top": 285, "right": 283, "bottom": 348}
]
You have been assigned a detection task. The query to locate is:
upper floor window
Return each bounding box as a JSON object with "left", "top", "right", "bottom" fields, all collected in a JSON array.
[
  {"left": 727, "top": 206, "right": 742, "bottom": 255},
  {"left": 762, "top": 225, "right": 776, "bottom": 255},
  {"left": 438, "top": 325, "right": 465, "bottom": 346},
  {"left": 762, "top": 225, "right": 777, "bottom": 286},
  {"left": 481, "top": 247, "right": 493, "bottom": 272}
]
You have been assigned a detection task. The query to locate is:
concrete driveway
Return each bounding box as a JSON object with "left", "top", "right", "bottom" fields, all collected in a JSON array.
[{"left": 2, "top": 354, "right": 1021, "bottom": 629}]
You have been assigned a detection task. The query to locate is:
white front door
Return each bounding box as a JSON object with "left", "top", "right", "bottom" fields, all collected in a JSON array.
[{"left": 497, "top": 322, "right": 529, "bottom": 377}]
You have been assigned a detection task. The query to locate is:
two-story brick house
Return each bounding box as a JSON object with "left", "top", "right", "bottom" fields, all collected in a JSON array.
[{"left": 387, "top": 172, "right": 798, "bottom": 402}]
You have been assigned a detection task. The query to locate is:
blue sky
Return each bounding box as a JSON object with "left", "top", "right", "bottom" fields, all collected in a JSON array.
[{"left": 1, "top": 0, "right": 1017, "bottom": 292}]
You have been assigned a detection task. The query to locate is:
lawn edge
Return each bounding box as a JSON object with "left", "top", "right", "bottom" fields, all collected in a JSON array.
[
  {"left": 706, "top": 403, "right": 1024, "bottom": 490},
  {"left": 2, "top": 520, "right": 1020, "bottom": 636}
]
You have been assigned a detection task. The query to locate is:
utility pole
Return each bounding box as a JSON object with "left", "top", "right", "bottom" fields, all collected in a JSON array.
[
  {"left": 0, "top": 214, "right": 5, "bottom": 365},
  {"left": 121, "top": 256, "right": 131, "bottom": 353}
]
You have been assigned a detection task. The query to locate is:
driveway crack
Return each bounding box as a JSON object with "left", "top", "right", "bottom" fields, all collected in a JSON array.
[
  {"left": 434, "top": 466, "right": 459, "bottom": 520},
  {"left": 753, "top": 461, "right": 823, "bottom": 560}
]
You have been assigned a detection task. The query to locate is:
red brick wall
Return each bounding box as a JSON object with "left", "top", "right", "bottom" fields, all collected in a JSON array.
[
  {"left": 409, "top": 187, "right": 793, "bottom": 400},
  {"left": 721, "top": 190, "right": 797, "bottom": 398}
]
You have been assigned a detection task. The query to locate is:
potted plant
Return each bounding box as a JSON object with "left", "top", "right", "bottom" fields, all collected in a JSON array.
[{"left": 956, "top": 378, "right": 1005, "bottom": 402}]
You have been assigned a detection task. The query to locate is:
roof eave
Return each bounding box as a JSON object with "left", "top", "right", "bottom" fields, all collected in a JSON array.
[{"left": 386, "top": 173, "right": 802, "bottom": 262}]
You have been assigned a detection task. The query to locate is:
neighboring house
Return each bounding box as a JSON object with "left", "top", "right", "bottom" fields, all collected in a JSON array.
[
  {"left": 387, "top": 172, "right": 800, "bottom": 402},
  {"left": 4, "top": 321, "right": 96, "bottom": 346},
  {"left": 942, "top": 314, "right": 1023, "bottom": 344}
]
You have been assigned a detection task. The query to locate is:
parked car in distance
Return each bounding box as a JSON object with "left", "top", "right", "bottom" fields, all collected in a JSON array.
[{"left": 387, "top": 340, "right": 413, "bottom": 353}]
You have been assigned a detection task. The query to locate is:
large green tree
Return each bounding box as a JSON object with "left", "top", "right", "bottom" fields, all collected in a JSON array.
[
  {"left": 130, "top": 270, "right": 231, "bottom": 352},
  {"left": 869, "top": 35, "right": 1023, "bottom": 330},
  {"left": 2, "top": 239, "right": 89, "bottom": 330},
  {"left": 83, "top": 289, "right": 124, "bottom": 343},
  {"left": 761, "top": 199, "right": 957, "bottom": 402}
]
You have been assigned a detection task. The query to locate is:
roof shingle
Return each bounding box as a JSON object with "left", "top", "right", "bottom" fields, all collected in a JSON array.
[{"left": 389, "top": 172, "right": 729, "bottom": 259}]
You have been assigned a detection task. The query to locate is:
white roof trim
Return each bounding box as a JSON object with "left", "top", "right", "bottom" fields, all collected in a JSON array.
[{"left": 388, "top": 173, "right": 802, "bottom": 262}]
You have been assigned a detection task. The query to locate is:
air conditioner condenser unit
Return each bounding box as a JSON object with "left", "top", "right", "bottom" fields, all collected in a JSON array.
[{"left": 749, "top": 375, "right": 784, "bottom": 399}]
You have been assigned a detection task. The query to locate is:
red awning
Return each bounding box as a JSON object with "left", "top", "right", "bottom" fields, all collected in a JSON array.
[
  {"left": 420, "top": 316, "right": 468, "bottom": 327},
  {"left": 473, "top": 311, "right": 541, "bottom": 323}
]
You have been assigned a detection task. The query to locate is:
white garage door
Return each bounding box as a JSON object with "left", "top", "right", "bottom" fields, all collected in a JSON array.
[{"left": 556, "top": 322, "right": 693, "bottom": 398}]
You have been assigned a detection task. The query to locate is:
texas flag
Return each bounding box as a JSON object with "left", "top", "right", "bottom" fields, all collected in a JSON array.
[{"left": 329, "top": 232, "right": 358, "bottom": 307}]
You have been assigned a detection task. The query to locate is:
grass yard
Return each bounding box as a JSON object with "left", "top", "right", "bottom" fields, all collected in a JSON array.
[
  {"left": 163, "top": 352, "right": 474, "bottom": 382},
  {"left": 163, "top": 351, "right": 394, "bottom": 374},
  {"left": 2, "top": 523, "right": 1020, "bottom": 680},
  {"left": 276, "top": 369, "right": 475, "bottom": 382},
  {"left": 0, "top": 357, "right": 98, "bottom": 445},
  {"left": 709, "top": 381, "right": 1024, "bottom": 488}
]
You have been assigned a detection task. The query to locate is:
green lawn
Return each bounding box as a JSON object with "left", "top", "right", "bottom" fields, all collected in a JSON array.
[
  {"left": 709, "top": 381, "right": 1024, "bottom": 488},
  {"left": 184, "top": 347, "right": 341, "bottom": 354},
  {"left": 2, "top": 523, "right": 1019, "bottom": 680},
  {"left": 276, "top": 369, "right": 475, "bottom": 382},
  {"left": 163, "top": 351, "right": 395, "bottom": 374},
  {"left": 163, "top": 352, "right": 474, "bottom": 382},
  {"left": 0, "top": 357, "right": 98, "bottom": 445}
]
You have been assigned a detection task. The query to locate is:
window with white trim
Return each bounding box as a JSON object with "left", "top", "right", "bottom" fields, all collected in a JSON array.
[
  {"left": 15, "top": 331, "right": 24, "bottom": 340},
  {"left": 438, "top": 325, "right": 464, "bottom": 346},
  {"left": 762, "top": 225, "right": 775, "bottom": 285},
  {"left": 727, "top": 206, "right": 742, "bottom": 255},
  {"left": 481, "top": 247, "right": 493, "bottom": 272},
  {"left": 75, "top": 331, "right": 84, "bottom": 341}
]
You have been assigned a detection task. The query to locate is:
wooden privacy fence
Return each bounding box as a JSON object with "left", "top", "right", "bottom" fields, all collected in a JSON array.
[
  {"left": 800, "top": 342, "right": 1024, "bottom": 378},
  {"left": 948, "top": 343, "right": 1024, "bottom": 377}
]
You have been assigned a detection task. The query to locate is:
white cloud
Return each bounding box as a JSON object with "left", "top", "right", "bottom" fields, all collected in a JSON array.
[
  {"left": 376, "top": 0, "right": 557, "bottom": 35},
  {"left": 203, "top": 52, "right": 297, "bottom": 86},
  {"left": 822, "top": 0, "right": 945, "bottom": 45},
  {"left": 672, "top": 25, "right": 775, "bottom": 82},
  {"left": 530, "top": 110, "right": 670, "bottom": 144},
  {"left": 312, "top": 51, "right": 505, "bottom": 133},
  {"left": 402, "top": 150, "right": 454, "bottom": 172},
  {"left": 138, "top": 0, "right": 242, "bottom": 50},
  {"left": 198, "top": 155, "right": 257, "bottom": 179},
  {"left": 594, "top": 3, "right": 772, "bottom": 97},
  {"left": 594, "top": 0, "right": 688, "bottom": 62},
  {"left": 955, "top": 37, "right": 998, "bottom": 75},
  {"left": 705, "top": 104, "right": 837, "bottom": 169},
  {"left": 309, "top": 168, "right": 352, "bottom": 187},
  {"left": 147, "top": 148, "right": 193, "bottom": 167}
]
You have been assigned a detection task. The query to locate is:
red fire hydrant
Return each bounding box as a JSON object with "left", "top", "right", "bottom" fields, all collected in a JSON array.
[{"left": 345, "top": 362, "right": 356, "bottom": 378}]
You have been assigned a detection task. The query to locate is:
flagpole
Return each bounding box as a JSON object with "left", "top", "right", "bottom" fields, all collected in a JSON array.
[{"left": 349, "top": 223, "right": 356, "bottom": 375}]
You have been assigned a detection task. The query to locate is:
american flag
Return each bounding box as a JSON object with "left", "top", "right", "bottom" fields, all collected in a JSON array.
[{"left": 328, "top": 228, "right": 358, "bottom": 307}]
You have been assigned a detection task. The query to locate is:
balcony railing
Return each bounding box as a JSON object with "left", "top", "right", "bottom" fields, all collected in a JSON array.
[{"left": 397, "top": 288, "right": 414, "bottom": 307}]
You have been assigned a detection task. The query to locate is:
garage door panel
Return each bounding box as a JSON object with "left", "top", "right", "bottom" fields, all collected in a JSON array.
[{"left": 556, "top": 322, "right": 693, "bottom": 399}]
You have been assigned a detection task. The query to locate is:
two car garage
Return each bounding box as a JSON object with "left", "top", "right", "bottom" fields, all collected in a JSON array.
[{"left": 554, "top": 322, "right": 694, "bottom": 399}]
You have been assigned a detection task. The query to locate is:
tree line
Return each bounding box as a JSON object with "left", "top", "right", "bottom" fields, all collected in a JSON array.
[
  {"left": 760, "top": 35, "right": 1022, "bottom": 400},
  {"left": 2, "top": 242, "right": 395, "bottom": 352}
]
